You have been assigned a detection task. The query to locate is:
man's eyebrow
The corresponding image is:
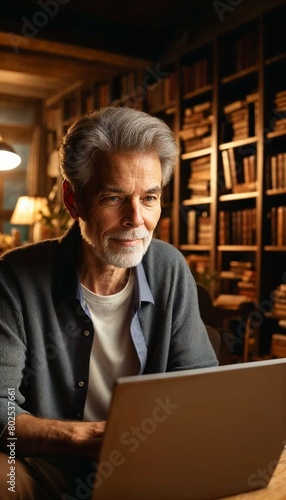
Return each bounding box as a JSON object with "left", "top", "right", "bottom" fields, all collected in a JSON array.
[
  {"left": 101, "top": 186, "right": 125, "bottom": 194},
  {"left": 100, "top": 185, "right": 162, "bottom": 194},
  {"left": 145, "top": 186, "right": 162, "bottom": 194}
]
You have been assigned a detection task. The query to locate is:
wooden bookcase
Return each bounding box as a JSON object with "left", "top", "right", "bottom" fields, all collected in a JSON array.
[
  {"left": 144, "top": 2, "right": 286, "bottom": 355},
  {"left": 177, "top": 42, "right": 216, "bottom": 287}
]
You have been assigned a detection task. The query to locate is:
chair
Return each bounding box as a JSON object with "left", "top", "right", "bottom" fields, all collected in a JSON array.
[
  {"left": 196, "top": 282, "right": 236, "bottom": 365},
  {"left": 205, "top": 325, "right": 222, "bottom": 361},
  {"left": 213, "top": 298, "right": 258, "bottom": 363},
  {"left": 196, "top": 282, "right": 222, "bottom": 329}
]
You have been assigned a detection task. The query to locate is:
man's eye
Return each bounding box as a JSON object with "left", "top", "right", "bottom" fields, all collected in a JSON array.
[
  {"left": 105, "top": 196, "right": 121, "bottom": 203},
  {"left": 144, "top": 196, "right": 157, "bottom": 203}
]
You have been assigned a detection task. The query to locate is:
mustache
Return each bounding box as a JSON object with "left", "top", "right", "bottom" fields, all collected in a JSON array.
[{"left": 106, "top": 228, "right": 151, "bottom": 240}]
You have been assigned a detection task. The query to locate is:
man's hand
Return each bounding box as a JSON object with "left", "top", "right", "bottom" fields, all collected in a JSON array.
[{"left": 0, "top": 414, "right": 106, "bottom": 460}]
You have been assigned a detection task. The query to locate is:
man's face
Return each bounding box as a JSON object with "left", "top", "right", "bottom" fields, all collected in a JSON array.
[{"left": 68, "top": 151, "right": 162, "bottom": 268}]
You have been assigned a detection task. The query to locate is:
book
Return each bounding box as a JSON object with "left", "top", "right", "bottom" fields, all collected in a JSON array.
[
  {"left": 185, "top": 254, "right": 211, "bottom": 279},
  {"left": 218, "top": 211, "right": 230, "bottom": 245},
  {"left": 193, "top": 101, "right": 212, "bottom": 113},
  {"left": 232, "top": 181, "right": 257, "bottom": 193},
  {"left": 221, "top": 150, "right": 232, "bottom": 189},
  {"left": 271, "top": 156, "right": 278, "bottom": 189},
  {"left": 246, "top": 91, "right": 259, "bottom": 103},
  {"left": 187, "top": 210, "right": 197, "bottom": 244},
  {"left": 277, "top": 153, "right": 285, "bottom": 188},
  {"left": 213, "top": 294, "right": 252, "bottom": 309},
  {"left": 228, "top": 148, "right": 238, "bottom": 186},
  {"left": 230, "top": 261, "right": 253, "bottom": 270},
  {"left": 277, "top": 206, "right": 286, "bottom": 246},
  {"left": 224, "top": 100, "right": 245, "bottom": 115},
  {"left": 180, "top": 125, "right": 210, "bottom": 141}
]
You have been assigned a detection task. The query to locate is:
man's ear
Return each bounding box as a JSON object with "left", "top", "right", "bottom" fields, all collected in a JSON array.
[{"left": 62, "top": 180, "right": 79, "bottom": 219}]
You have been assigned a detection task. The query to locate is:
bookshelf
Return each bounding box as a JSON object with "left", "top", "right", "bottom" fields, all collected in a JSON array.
[
  {"left": 176, "top": 43, "right": 216, "bottom": 283},
  {"left": 143, "top": 2, "right": 286, "bottom": 355}
]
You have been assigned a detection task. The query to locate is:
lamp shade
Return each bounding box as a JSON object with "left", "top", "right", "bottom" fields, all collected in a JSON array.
[
  {"left": 0, "top": 137, "right": 21, "bottom": 170},
  {"left": 10, "top": 196, "right": 49, "bottom": 225}
]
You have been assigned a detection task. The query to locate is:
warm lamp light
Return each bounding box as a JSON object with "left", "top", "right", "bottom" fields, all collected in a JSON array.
[
  {"left": 0, "top": 136, "right": 21, "bottom": 171},
  {"left": 10, "top": 196, "right": 49, "bottom": 225},
  {"left": 10, "top": 196, "right": 50, "bottom": 241}
]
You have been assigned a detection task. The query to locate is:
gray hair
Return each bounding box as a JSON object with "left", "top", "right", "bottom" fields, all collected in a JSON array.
[{"left": 59, "top": 106, "right": 178, "bottom": 195}]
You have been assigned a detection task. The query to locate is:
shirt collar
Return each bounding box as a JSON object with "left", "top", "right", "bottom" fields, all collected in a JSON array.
[{"left": 134, "top": 262, "right": 154, "bottom": 308}]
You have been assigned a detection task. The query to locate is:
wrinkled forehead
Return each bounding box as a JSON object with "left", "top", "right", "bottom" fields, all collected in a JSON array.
[{"left": 85, "top": 150, "right": 163, "bottom": 192}]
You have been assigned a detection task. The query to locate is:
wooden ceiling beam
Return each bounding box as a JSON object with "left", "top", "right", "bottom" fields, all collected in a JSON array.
[
  {"left": 0, "top": 32, "right": 150, "bottom": 70},
  {"left": 0, "top": 51, "right": 120, "bottom": 81},
  {"left": 0, "top": 123, "right": 34, "bottom": 142},
  {"left": 0, "top": 70, "right": 65, "bottom": 89},
  {"left": 0, "top": 82, "right": 57, "bottom": 99}
]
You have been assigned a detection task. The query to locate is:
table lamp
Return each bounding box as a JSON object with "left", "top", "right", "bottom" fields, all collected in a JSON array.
[{"left": 10, "top": 196, "right": 50, "bottom": 242}]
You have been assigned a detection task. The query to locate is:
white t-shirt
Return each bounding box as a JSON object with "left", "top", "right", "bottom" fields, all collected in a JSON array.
[{"left": 82, "top": 270, "right": 139, "bottom": 421}]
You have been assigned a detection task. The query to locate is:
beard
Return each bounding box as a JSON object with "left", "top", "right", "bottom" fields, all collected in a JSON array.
[{"left": 79, "top": 220, "right": 153, "bottom": 268}]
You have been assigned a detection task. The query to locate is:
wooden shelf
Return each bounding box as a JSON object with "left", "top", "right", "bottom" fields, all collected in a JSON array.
[
  {"left": 265, "top": 52, "right": 286, "bottom": 66},
  {"left": 183, "top": 84, "right": 213, "bottom": 100},
  {"left": 264, "top": 311, "right": 286, "bottom": 320},
  {"left": 182, "top": 197, "right": 212, "bottom": 206},
  {"left": 219, "top": 191, "right": 258, "bottom": 202},
  {"left": 181, "top": 147, "right": 212, "bottom": 160},
  {"left": 266, "top": 188, "right": 286, "bottom": 196},
  {"left": 266, "top": 129, "right": 286, "bottom": 139},
  {"left": 264, "top": 246, "right": 286, "bottom": 252},
  {"left": 219, "top": 137, "right": 257, "bottom": 150},
  {"left": 180, "top": 244, "right": 211, "bottom": 251},
  {"left": 147, "top": 102, "right": 176, "bottom": 115},
  {"left": 221, "top": 65, "right": 259, "bottom": 84},
  {"left": 217, "top": 245, "right": 258, "bottom": 252}
]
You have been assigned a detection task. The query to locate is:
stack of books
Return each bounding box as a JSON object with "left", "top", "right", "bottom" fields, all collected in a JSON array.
[
  {"left": 220, "top": 260, "right": 253, "bottom": 279},
  {"left": 180, "top": 102, "right": 213, "bottom": 153},
  {"left": 184, "top": 253, "right": 212, "bottom": 282},
  {"left": 271, "top": 284, "right": 286, "bottom": 316},
  {"left": 237, "top": 268, "right": 256, "bottom": 300},
  {"left": 223, "top": 92, "right": 259, "bottom": 142},
  {"left": 187, "top": 154, "right": 211, "bottom": 198},
  {"left": 219, "top": 261, "right": 256, "bottom": 299},
  {"left": 271, "top": 90, "right": 286, "bottom": 135}
]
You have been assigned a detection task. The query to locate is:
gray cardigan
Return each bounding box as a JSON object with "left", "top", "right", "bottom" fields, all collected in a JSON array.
[{"left": 0, "top": 223, "right": 217, "bottom": 436}]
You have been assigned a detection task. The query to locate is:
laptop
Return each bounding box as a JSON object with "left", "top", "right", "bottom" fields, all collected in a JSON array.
[{"left": 92, "top": 358, "right": 286, "bottom": 500}]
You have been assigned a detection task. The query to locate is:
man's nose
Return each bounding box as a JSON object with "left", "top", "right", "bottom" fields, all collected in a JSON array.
[{"left": 121, "top": 200, "right": 144, "bottom": 228}]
